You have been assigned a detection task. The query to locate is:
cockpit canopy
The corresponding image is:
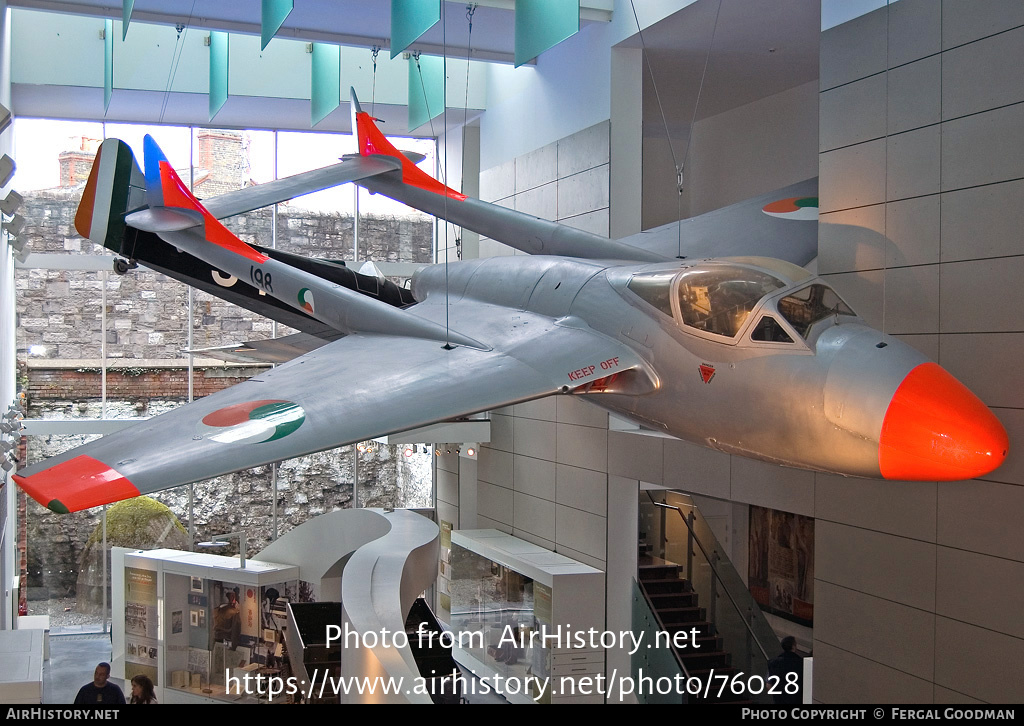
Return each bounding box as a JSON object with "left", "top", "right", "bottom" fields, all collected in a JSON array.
[{"left": 626, "top": 259, "right": 856, "bottom": 343}]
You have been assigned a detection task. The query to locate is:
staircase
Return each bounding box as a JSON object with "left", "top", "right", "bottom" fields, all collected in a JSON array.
[{"left": 637, "top": 562, "right": 749, "bottom": 704}]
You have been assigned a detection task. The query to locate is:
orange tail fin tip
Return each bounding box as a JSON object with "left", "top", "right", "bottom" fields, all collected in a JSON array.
[
  {"left": 352, "top": 102, "right": 465, "bottom": 201},
  {"left": 143, "top": 134, "right": 268, "bottom": 264}
]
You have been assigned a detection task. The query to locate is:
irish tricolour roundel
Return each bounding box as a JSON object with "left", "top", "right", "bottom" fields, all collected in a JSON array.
[
  {"left": 762, "top": 197, "right": 818, "bottom": 221},
  {"left": 198, "top": 400, "right": 305, "bottom": 444},
  {"left": 298, "top": 288, "right": 315, "bottom": 314}
]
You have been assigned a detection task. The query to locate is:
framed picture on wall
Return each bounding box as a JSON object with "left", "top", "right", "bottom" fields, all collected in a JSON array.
[
  {"left": 172, "top": 610, "right": 183, "bottom": 635},
  {"left": 191, "top": 576, "right": 203, "bottom": 593}
]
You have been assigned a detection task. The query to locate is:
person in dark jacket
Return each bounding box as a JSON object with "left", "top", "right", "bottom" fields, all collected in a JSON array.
[
  {"left": 74, "top": 662, "right": 126, "bottom": 704},
  {"left": 767, "top": 636, "right": 803, "bottom": 704}
]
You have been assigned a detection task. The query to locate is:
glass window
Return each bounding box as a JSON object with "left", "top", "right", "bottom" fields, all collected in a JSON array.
[
  {"left": 626, "top": 271, "right": 675, "bottom": 317},
  {"left": 676, "top": 265, "right": 786, "bottom": 338},
  {"left": 777, "top": 284, "right": 856, "bottom": 338},
  {"left": 750, "top": 315, "right": 794, "bottom": 343}
]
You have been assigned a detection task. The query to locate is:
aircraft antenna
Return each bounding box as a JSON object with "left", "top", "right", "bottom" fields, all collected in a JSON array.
[{"left": 628, "top": 0, "right": 722, "bottom": 258}]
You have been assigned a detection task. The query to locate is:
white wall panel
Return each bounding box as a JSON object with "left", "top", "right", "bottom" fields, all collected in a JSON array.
[
  {"left": 812, "top": 641, "right": 935, "bottom": 703},
  {"left": 934, "top": 617, "right": 1024, "bottom": 703},
  {"left": 815, "top": 581, "right": 936, "bottom": 679},
  {"left": 814, "top": 474, "right": 936, "bottom": 542},
  {"left": 513, "top": 454, "right": 556, "bottom": 501},
  {"left": 816, "top": 521, "right": 936, "bottom": 610}
]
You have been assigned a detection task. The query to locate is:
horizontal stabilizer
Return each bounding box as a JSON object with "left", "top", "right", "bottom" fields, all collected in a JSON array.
[
  {"left": 185, "top": 331, "right": 337, "bottom": 365},
  {"left": 619, "top": 178, "right": 820, "bottom": 266}
]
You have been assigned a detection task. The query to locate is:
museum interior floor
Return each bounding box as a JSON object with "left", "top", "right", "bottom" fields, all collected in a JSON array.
[{"left": 44, "top": 633, "right": 115, "bottom": 704}]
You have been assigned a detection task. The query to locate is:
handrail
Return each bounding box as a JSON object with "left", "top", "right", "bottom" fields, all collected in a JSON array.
[{"left": 645, "top": 492, "right": 773, "bottom": 664}]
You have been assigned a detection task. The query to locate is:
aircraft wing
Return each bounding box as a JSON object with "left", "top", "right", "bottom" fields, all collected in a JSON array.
[{"left": 15, "top": 317, "right": 649, "bottom": 513}]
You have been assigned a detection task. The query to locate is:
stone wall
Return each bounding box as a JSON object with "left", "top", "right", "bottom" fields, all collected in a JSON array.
[{"left": 15, "top": 189, "right": 433, "bottom": 360}]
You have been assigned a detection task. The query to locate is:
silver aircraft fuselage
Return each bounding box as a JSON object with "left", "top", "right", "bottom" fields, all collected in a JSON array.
[{"left": 411, "top": 254, "right": 1007, "bottom": 482}]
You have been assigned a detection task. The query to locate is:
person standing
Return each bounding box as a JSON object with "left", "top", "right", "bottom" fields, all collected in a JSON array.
[
  {"left": 74, "top": 662, "right": 126, "bottom": 704},
  {"left": 767, "top": 636, "right": 803, "bottom": 704},
  {"left": 129, "top": 674, "right": 158, "bottom": 704}
]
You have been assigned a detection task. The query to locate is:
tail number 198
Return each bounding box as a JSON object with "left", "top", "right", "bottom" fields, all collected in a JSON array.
[{"left": 250, "top": 266, "right": 273, "bottom": 294}]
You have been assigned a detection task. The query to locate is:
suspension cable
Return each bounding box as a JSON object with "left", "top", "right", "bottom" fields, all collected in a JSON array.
[
  {"left": 628, "top": 0, "right": 722, "bottom": 258},
  {"left": 370, "top": 45, "right": 381, "bottom": 118}
]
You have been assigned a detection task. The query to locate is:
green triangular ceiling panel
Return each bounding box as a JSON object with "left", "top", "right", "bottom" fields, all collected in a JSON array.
[
  {"left": 515, "top": 0, "right": 580, "bottom": 68},
  {"left": 262, "top": 0, "right": 294, "bottom": 50},
  {"left": 391, "top": 0, "right": 440, "bottom": 59}
]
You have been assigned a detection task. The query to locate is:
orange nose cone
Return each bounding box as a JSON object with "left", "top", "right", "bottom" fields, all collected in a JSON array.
[{"left": 879, "top": 363, "right": 1009, "bottom": 481}]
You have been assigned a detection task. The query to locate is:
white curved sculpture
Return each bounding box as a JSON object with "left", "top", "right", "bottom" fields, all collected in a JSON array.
[{"left": 256, "top": 508, "right": 439, "bottom": 704}]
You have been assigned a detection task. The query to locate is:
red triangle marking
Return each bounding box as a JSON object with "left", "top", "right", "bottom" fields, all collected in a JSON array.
[{"left": 699, "top": 364, "right": 716, "bottom": 384}]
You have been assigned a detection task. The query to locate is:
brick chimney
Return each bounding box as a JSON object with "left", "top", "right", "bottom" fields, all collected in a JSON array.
[
  {"left": 194, "top": 129, "right": 246, "bottom": 197},
  {"left": 58, "top": 137, "right": 101, "bottom": 187}
]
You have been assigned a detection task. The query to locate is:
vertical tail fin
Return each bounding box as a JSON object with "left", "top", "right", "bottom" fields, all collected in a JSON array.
[
  {"left": 142, "top": 133, "right": 204, "bottom": 213},
  {"left": 74, "top": 138, "right": 145, "bottom": 253},
  {"left": 349, "top": 87, "right": 466, "bottom": 201}
]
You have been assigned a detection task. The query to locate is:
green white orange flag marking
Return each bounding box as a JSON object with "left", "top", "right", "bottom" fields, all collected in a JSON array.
[
  {"left": 762, "top": 196, "right": 818, "bottom": 221},
  {"left": 197, "top": 399, "right": 306, "bottom": 444},
  {"left": 298, "top": 288, "right": 315, "bottom": 314}
]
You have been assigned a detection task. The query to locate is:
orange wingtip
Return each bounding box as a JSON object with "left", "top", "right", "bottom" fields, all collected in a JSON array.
[{"left": 13, "top": 455, "right": 140, "bottom": 513}]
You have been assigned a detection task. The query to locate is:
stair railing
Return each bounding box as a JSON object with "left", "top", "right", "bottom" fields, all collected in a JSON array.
[{"left": 644, "top": 491, "right": 779, "bottom": 699}]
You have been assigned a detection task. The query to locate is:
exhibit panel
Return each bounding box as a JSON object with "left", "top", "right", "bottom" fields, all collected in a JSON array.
[
  {"left": 450, "top": 529, "right": 605, "bottom": 705},
  {"left": 112, "top": 547, "right": 298, "bottom": 703}
]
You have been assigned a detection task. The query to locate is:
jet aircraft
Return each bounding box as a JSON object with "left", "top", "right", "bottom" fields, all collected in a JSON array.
[{"left": 13, "top": 91, "right": 1009, "bottom": 513}]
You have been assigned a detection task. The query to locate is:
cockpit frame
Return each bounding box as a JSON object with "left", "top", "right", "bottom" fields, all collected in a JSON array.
[{"left": 623, "top": 258, "right": 860, "bottom": 351}]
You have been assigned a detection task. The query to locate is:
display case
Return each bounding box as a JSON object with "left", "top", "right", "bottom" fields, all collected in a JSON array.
[
  {"left": 112, "top": 548, "right": 301, "bottom": 704},
  {"left": 449, "top": 530, "right": 604, "bottom": 704}
]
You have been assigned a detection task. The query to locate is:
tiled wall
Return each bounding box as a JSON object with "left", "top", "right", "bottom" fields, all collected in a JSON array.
[
  {"left": 477, "top": 121, "right": 611, "bottom": 254},
  {"left": 462, "top": 123, "right": 614, "bottom": 571},
  {"left": 814, "top": 0, "right": 1024, "bottom": 703}
]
